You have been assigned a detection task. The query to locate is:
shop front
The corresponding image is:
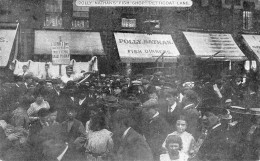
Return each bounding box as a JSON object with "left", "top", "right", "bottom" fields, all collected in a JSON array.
[
  {"left": 33, "top": 30, "right": 104, "bottom": 75},
  {"left": 183, "top": 31, "right": 247, "bottom": 79},
  {"left": 114, "top": 32, "right": 180, "bottom": 75}
]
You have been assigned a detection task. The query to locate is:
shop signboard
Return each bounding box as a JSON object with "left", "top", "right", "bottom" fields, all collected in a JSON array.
[
  {"left": 51, "top": 41, "right": 70, "bottom": 65},
  {"left": 114, "top": 33, "right": 180, "bottom": 63},
  {"left": 0, "top": 29, "right": 17, "bottom": 67},
  {"left": 75, "top": 0, "right": 193, "bottom": 7}
]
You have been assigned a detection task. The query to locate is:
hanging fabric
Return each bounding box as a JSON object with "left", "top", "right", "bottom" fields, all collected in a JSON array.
[{"left": 13, "top": 60, "right": 29, "bottom": 75}]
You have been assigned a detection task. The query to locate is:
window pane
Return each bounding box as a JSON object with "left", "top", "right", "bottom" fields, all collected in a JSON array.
[
  {"left": 243, "top": 11, "right": 253, "bottom": 30},
  {"left": 45, "top": 0, "right": 62, "bottom": 12},
  {"left": 122, "top": 18, "right": 136, "bottom": 28},
  {"left": 72, "top": 19, "right": 90, "bottom": 29},
  {"left": 44, "top": 14, "right": 62, "bottom": 27}
]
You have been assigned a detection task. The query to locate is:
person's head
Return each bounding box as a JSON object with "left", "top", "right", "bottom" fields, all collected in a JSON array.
[
  {"left": 66, "top": 108, "right": 77, "bottom": 120},
  {"left": 35, "top": 94, "right": 44, "bottom": 104},
  {"left": 165, "top": 135, "right": 183, "bottom": 155},
  {"left": 89, "top": 114, "right": 106, "bottom": 132},
  {"left": 111, "top": 109, "right": 131, "bottom": 137},
  {"left": 47, "top": 111, "right": 57, "bottom": 124},
  {"left": 202, "top": 112, "right": 220, "bottom": 129},
  {"left": 176, "top": 115, "right": 187, "bottom": 134},
  {"left": 143, "top": 107, "right": 157, "bottom": 119},
  {"left": 44, "top": 64, "right": 50, "bottom": 71},
  {"left": 65, "top": 65, "right": 73, "bottom": 76},
  {"left": 38, "top": 108, "right": 50, "bottom": 123},
  {"left": 22, "top": 65, "right": 28, "bottom": 73},
  {"left": 224, "top": 99, "right": 232, "bottom": 108},
  {"left": 65, "top": 81, "right": 77, "bottom": 95},
  {"left": 9, "top": 62, "right": 15, "bottom": 71},
  {"left": 24, "top": 74, "right": 33, "bottom": 84},
  {"left": 45, "top": 82, "right": 53, "bottom": 91},
  {"left": 165, "top": 89, "right": 178, "bottom": 105}
]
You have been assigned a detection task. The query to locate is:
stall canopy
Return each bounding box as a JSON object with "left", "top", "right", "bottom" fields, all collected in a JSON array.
[
  {"left": 242, "top": 34, "right": 260, "bottom": 61},
  {"left": 183, "top": 32, "right": 246, "bottom": 61},
  {"left": 0, "top": 29, "right": 18, "bottom": 67},
  {"left": 34, "top": 30, "right": 104, "bottom": 55},
  {"left": 114, "top": 33, "right": 180, "bottom": 63}
]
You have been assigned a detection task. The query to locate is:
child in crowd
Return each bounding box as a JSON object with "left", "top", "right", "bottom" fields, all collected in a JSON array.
[
  {"left": 162, "top": 115, "right": 195, "bottom": 157},
  {"left": 160, "top": 135, "right": 188, "bottom": 161}
]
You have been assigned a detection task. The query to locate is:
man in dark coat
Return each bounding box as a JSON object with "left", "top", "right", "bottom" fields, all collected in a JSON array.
[
  {"left": 111, "top": 109, "right": 154, "bottom": 161},
  {"left": 142, "top": 107, "right": 171, "bottom": 161},
  {"left": 61, "top": 107, "right": 86, "bottom": 144},
  {"left": 197, "top": 112, "right": 230, "bottom": 161},
  {"left": 158, "top": 88, "right": 182, "bottom": 129}
]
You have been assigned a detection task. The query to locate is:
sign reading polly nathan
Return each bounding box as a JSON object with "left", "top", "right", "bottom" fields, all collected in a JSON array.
[
  {"left": 75, "top": 0, "right": 192, "bottom": 7},
  {"left": 52, "top": 42, "right": 70, "bottom": 65},
  {"left": 114, "top": 33, "right": 180, "bottom": 63}
]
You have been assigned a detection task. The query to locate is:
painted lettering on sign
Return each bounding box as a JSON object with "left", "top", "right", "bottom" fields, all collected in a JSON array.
[
  {"left": 118, "top": 39, "right": 174, "bottom": 45},
  {"left": 51, "top": 41, "right": 70, "bottom": 65},
  {"left": 76, "top": 0, "right": 193, "bottom": 7}
]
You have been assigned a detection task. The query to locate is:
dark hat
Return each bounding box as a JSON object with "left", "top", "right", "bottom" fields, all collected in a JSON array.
[
  {"left": 23, "top": 73, "right": 33, "bottom": 80},
  {"left": 104, "top": 95, "right": 118, "bottom": 103},
  {"left": 183, "top": 89, "right": 197, "bottom": 100},
  {"left": 164, "top": 88, "right": 179, "bottom": 97},
  {"left": 38, "top": 108, "right": 50, "bottom": 117},
  {"left": 65, "top": 81, "right": 77, "bottom": 89}
]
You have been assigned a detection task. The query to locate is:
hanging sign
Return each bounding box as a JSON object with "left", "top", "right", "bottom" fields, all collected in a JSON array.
[
  {"left": 51, "top": 41, "right": 70, "bottom": 65},
  {"left": 75, "top": 0, "right": 193, "bottom": 7}
]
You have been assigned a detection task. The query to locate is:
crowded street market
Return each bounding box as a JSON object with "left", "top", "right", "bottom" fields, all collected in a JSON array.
[{"left": 2, "top": 0, "right": 260, "bottom": 161}]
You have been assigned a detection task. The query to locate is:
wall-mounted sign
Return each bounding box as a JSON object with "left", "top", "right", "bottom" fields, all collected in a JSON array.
[
  {"left": 75, "top": 0, "right": 193, "bottom": 7},
  {"left": 51, "top": 41, "right": 70, "bottom": 65},
  {"left": 0, "top": 29, "right": 17, "bottom": 67},
  {"left": 114, "top": 33, "right": 180, "bottom": 63}
]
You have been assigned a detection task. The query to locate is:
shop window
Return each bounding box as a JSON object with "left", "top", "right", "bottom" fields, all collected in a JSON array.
[
  {"left": 121, "top": 18, "right": 136, "bottom": 28},
  {"left": 72, "top": 2, "right": 90, "bottom": 29},
  {"left": 44, "top": 0, "right": 63, "bottom": 28},
  {"left": 243, "top": 11, "right": 253, "bottom": 30},
  {"left": 121, "top": 7, "right": 138, "bottom": 29}
]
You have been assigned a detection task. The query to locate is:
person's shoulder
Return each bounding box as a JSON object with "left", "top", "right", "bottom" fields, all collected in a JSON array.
[
  {"left": 183, "top": 131, "right": 194, "bottom": 139},
  {"left": 159, "top": 153, "right": 171, "bottom": 161},
  {"left": 179, "top": 151, "right": 189, "bottom": 161},
  {"left": 167, "top": 131, "right": 178, "bottom": 136}
]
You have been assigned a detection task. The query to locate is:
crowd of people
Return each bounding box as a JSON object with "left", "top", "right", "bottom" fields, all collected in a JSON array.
[{"left": 0, "top": 64, "right": 260, "bottom": 161}]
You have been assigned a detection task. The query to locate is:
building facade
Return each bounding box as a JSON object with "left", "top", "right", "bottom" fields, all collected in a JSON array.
[{"left": 0, "top": 0, "right": 259, "bottom": 77}]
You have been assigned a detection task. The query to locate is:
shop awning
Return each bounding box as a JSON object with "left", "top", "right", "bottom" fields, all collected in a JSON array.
[
  {"left": 34, "top": 30, "right": 104, "bottom": 55},
  {"left": 114, "top": 33, "right": 180, "bottom": 63},
  {"left": 0, "top": 29, "right": 17, "bottom": 67},
  {"left": 242, "top": 34, "right": 260, "bottom": 61},
  {"left": 183, "top": 32, "right": 246, "bottom": 61}
]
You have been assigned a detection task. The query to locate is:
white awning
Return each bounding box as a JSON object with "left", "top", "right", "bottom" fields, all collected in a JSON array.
[
  {"left": 0, "top": 29, "right": 17, "bottom": 67},
  {"left": 114, "top": 33, "right": 180, "bottom": 63},
  {"left": 242, "top": 34, "right": 260, "bottom": 61},
  {"left": 34, "top": 30, "right": 104, "bottom": 55},
  {"left": 183, "top": 32, "right": 246, "bottom": 61}
]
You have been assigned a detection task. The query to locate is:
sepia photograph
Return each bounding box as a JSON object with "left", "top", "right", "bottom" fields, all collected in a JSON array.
[{"left": 0, "top": 0, "right": 259, "bottom": 160}]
